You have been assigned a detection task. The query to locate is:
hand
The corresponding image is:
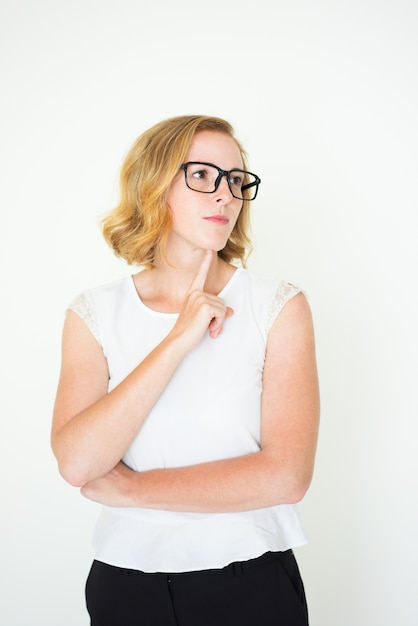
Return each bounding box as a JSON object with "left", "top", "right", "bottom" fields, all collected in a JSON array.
[
  {"left": 80, "top": 461, "right": 139, "bottom": 507},
  {"left": 169, "top": 250, "right": 234, "bottom": 351}
]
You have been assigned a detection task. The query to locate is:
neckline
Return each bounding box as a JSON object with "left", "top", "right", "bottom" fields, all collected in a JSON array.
[{"left": 128, "top": 267, "right": 243, "bottom": 317}]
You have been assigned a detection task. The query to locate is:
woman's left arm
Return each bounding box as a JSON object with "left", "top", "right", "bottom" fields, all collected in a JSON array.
[{"left": 81, "top": 293, "right": 320, "bottom": 512}]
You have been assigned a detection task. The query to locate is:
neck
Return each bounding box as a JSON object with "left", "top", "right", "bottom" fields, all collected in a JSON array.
[
  {"left": 153, "top": 248, "right": 223, "bottom": 296},
  {"left": 133, "top": 249, "right": 236, "bottom": 314}
]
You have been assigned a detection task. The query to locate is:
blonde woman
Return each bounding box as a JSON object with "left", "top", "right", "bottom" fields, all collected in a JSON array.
[{"left": 51, "top": 115, "right": 320, "bottom": 626}]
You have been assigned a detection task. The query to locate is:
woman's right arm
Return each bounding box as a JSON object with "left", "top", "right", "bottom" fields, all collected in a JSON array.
[
  {"left": 51, "top": 251, "right": 232, "bottom": 488},
  {"left": 51, "top": 309, "right": 188, "bottom": 487}
]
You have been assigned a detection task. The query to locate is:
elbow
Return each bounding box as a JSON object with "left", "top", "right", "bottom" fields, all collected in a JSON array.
[
  {"left": 270, "top": 464, "right": 313, "bottom": 505},
  {"left": 263, "top": 451, "right": 314, "bottom": 506},
  {"left": 286, "top": 482, "right": 310, "bottom": 505},
  {"left": 57, "top": 462, "right": 88, "bottom": 488},
  {"left": 51, "top": 433, "right": 91, "bottom": 487},
  {"left": 53, "top": 454, "right": 88, "bottom": 487},
  {"left": 285, "top": 470, "right": 313, "bottom": 504},
  {"left": 51, "top": 443, "right": 90, "bottom": 488}
]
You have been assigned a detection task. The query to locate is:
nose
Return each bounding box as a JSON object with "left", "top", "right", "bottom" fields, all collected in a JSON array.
[{"left": 214, "top": 174, "right": 234, "bottom": 201}]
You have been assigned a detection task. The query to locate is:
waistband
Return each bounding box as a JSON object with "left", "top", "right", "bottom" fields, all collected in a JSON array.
[{"left": 94, "top": 550, "right": 294, "bottom": 580}]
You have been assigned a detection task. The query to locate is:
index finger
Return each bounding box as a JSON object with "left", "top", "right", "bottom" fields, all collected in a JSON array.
[{"left": 189, "top": 250, "right": 213, "bottom": 292}]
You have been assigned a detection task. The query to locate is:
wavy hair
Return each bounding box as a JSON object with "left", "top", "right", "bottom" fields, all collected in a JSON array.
[{"left": 102, "top": 115, "right": 253, "bottom": 268}]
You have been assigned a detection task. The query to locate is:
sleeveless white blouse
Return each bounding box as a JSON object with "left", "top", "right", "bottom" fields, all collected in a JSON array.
[{"left": 70, "top": 268, "right": 308, "bottom": 572}]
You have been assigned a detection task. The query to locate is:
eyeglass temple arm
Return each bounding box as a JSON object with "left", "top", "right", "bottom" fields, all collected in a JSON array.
[{"left": 241, "top": 177, "right": 260, "bottom": 191}]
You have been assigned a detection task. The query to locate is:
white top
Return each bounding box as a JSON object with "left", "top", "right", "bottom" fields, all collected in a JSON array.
[{"left": 69, "top": 267, "right": 308, "bottom": 572}]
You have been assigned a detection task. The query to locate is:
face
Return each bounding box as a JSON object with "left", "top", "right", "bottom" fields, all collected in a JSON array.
[{"left": 165, "top": 130, "right": 244, "bottom": 257}]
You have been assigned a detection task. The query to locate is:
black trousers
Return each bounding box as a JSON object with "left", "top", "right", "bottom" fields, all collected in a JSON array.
[{"left": 85, "top": 550, "right": 309, "bottom": 626}]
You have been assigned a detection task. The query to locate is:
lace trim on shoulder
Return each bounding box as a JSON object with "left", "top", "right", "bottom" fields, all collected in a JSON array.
[
  {"left": 266, "top": 280, "right": 301, "bottom": 334},
  {"left": 68, "top": 291, "right": 101, "bottom": 345}
]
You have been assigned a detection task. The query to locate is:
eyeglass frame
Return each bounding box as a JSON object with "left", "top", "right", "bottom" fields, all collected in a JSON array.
[{"left": 179, "top": 161, "right": 261, "bottom": 201}]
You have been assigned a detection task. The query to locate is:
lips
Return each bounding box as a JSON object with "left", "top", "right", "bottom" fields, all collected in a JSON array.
[{"left": 204, "top": 215, "right": 230, "bottom": 225}]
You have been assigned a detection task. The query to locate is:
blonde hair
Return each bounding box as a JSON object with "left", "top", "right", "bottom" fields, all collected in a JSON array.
[{"left": 102, "top": 115, "right": 253, "bottom": 268}]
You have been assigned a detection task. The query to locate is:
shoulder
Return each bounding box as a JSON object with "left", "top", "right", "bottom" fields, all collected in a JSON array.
[
  {"left": 69, "top": 275, "right": 132, "bottom": 310},
  {"left": 68, "top": 275, "right": 133, "bottom": 344},
  {"left": 238, "top": 268, "right": 300, "bottom": 297},
  {"left": 265, "top": 279, "right": 303, "bottom": 334},
  {"left": 237, "top": 269, "right": 304, "bottom": 334}
]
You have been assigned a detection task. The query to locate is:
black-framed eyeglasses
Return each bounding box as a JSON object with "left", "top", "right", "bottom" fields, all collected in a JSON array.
[{"left": 180, "top": 162, "right": 261, "bottom": 201}]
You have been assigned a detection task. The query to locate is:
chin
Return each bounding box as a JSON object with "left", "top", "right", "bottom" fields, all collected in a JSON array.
[{"left": 204, "top": 236, "right": 230, "bottom": 252}]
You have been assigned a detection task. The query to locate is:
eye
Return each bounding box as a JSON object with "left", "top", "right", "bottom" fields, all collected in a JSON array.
[
  {"left": 229, "top": 173, "right": 243, "bottom": 187},
  {"left": 191, "top": 168, "right": 208, "bottom": 180}
]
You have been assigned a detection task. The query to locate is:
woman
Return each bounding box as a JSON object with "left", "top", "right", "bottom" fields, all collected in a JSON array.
[{"left": 51, "top": 114, "right": 320, "bottom": 625}]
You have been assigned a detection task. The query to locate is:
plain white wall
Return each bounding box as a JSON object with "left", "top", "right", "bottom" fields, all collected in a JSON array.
[{"left": 1, "top": 1, "right": 417, "bottom": 624}]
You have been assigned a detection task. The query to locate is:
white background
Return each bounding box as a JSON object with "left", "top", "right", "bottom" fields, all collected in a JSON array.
[{"left": 1, "top": 1, "right": 417, "bottom": 624}]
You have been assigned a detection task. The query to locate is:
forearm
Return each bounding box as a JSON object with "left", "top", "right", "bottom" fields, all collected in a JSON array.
[
  {"left": 53, "top": 335, "right": 186, "bottom": 487},
  {"left": 138, "top": 452, "right": 313, "bottom": 512},
  {"left": 82, "top": 449, "right": 314, "bottom": 513}
]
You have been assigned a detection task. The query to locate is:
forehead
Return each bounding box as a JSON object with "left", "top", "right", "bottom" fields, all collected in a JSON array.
[{"left": 187, "top": 130, "right": 243, "bottom": 169}]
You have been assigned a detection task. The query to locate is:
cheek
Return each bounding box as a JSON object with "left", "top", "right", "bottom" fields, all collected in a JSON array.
[
  {"left": 232, "top": 201, "right": 244, "bottom": 223},
  {"left": 228, "top": 203, "right": 245, "bottom": 235},
  {"left": 166, "top": 174, "right": 186, "bottom": 209},
  {"left": 165, "top": 186, "right": 178, "bottom": 212},
  {"left": 168, "top": 201, "right": 197, "bottom": 234},
  {"left": 166, "top": 192, "right": 186, "bottom": 225}
]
